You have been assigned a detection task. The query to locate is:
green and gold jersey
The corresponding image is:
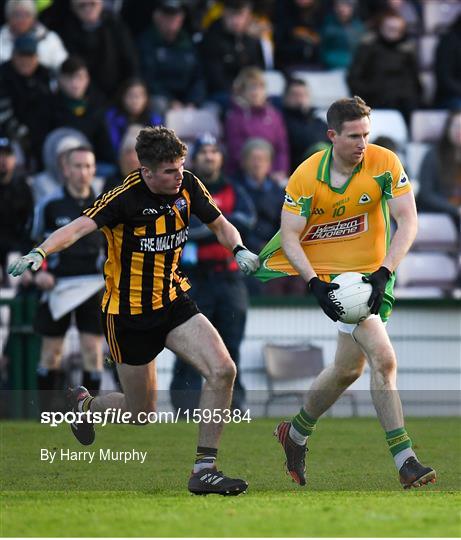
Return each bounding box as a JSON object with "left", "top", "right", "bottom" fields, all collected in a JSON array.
[{"left": 256, "top": 144, "right": 412, "bottom": 280}]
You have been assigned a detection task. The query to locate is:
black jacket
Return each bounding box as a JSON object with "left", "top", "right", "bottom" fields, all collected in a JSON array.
[
  {"left": 199, "top": 18, "right": 265, "bottom": 95},
  {"left": 57, "top": 10, "right": 138, "bottom": 100}
]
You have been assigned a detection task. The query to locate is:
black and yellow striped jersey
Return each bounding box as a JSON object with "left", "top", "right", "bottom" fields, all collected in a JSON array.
[{"left": 82, "top": 169, "right": 221, "bottom": 316}]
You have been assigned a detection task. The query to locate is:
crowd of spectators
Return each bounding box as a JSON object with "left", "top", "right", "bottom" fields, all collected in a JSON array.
[{"left": 0, "top": 0, "right": 460, "bottom": 296}]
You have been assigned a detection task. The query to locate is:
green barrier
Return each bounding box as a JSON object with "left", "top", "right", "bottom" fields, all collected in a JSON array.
[{"left": 1, "top": 292, "right": 41, "bottom": 418}]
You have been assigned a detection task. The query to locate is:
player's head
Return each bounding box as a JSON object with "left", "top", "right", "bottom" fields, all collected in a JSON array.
[
  {"left": 62, "top": 146, "right": 96, "bottom": 194},
  {"left": 136, "top": 126, "right": 187, "bottom": 195},
  {"left": 326, "top": 96, "right": 371, "bottom": 166}
]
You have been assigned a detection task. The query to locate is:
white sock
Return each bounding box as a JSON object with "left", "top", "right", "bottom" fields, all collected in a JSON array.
[
  {"left": 289, "top": 424, "right": 308, "bottom": 446},
  {"left": 193, "top": 459, "right": 216, "bottom": 474},
  {"left": 394, "top": 447, "right": 416, "bottom": 471}
]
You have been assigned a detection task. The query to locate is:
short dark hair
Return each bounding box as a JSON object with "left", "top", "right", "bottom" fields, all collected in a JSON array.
[
  {"left": 326, "top": 96, "right": 371, "bottom": 133},
  {"left": 59, "top": 55, "right": 88, "bottom": 76},
  {"left": 135, "top": 126, "right": 187, "bottom": 169},
  {"left": 65, "top": 145, "right": 94, "bottom": 161}
]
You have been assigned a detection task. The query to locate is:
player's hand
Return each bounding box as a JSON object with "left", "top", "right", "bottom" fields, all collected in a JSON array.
[
  {"left": 233, "top": 245, "right": 260, "bottom": 275},
  {"left": 7, "top": 248, "right": 46, "bottom": 277},
  {"left": 362, "top": 266, "right": 391, "bottom": 314},
  {"left": 308, "top": 277, "right": 341, "bottom": 322}
]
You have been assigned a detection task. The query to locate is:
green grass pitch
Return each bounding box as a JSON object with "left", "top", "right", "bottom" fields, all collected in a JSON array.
[{"left": 1, "top": 417, "right": 460, "bottom": 537}]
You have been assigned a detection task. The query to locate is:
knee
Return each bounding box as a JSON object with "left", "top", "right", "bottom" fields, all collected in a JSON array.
[
  {"left": 370, "top": 347, "right": 397, "bottom": 377},
  {"left": 336, "top": 364, "right": 365, "bottom": 386},
  {"left": 40, "top": 344, "right": 63, "bottom": 370},
  {"left": 206, "top": 356, "right": 236, "bottom": 388}
]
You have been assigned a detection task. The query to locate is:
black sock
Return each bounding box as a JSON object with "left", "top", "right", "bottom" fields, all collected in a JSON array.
[
  {"left": 37, "top": 367, "right": 64, "bottom": 412},
  {"left": 194, "top": 446, "right": 218, "bottom": 472},
  {"left": 82, "top": 370, "right": 102, "bottom": 395}
]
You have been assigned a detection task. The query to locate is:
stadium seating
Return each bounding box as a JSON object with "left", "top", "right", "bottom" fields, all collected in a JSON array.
[
  {"left": 410, "top": 110, "right": 449, "bottom": 142},
  {"left": 419, "top": 71, "right": 437, "bottom": 107},
  {"left": 262, "top": 343, "right": 358, "bottom": 416},
  {"left": 405, "top": 141, "right": 430, "bottom": 180},
  {"left": 263, "top": 69, "right": 286, "bottom": 98},
  {"left": 165, "top": 108, "right": 222, "bottom": 140},
  {"left": 290, "top": 69, "right": 350, "bottom": 108},
  {"left": 370, "top": 109, "right": 408, "bottom": 145},
  {"left": 396, "top": 252, "right": 458, "bottom": 290},
  {"left": 412, "top": 213, "right": 459, "bottom": 253}
]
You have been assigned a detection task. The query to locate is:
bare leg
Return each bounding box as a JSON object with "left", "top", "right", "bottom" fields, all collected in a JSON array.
[
  {"left": 353, "top": 317, "right": 404, "bottom": 431},
  {"left": 89, "top": 360, "right": 157, "bottom": 423},
  {"left": 39, "top": 337, "right": 64, "bottom": 370},
  {"left": 304, "top": 331, "right": 366, "bottom": 418},
  {"left": 165, "top": 314, "right": 236, "bottom": 449},
  {"left": 79, "top": 333, "right": 104, "bottom": 372}
]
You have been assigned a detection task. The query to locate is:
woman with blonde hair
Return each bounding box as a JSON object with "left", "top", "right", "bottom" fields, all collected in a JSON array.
[{"left": 224, "top": 66, "right": 290, "bottom": 183}]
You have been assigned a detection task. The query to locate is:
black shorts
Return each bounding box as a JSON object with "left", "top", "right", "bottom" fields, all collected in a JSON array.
[
  {"left": 102, "top": 293, "right": 200, "bottom": 366},
  {"left": 34, "top": 291, "right": 103, "bottom": 337}
]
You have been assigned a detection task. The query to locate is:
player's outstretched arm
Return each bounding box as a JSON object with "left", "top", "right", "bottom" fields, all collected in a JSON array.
[
  {"left": 207, "top": 215, "right": 260, "bottom": 275},
  {"left": 8, "top": 216, "right": 97, "bottom": 277}
]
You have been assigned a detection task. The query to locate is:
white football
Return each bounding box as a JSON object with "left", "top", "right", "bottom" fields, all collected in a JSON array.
[{"left": 329, "top": 272, "right": 372, "bottom": 324}]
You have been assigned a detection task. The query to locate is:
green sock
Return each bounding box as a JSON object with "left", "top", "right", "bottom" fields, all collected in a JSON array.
[
  {"left": 386, "top": 427, "right": 412, "bottom": 456},
  {"left": 291, "top": 408, "right": 317, "bottom": 437}
]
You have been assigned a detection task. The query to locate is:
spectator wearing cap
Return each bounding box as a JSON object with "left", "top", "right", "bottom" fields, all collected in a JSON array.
[
  {"left": 0, "top": 137, "right": 34, "bottom": 284},
  {"left": 31, "top": 127, "right": 106, "bottom": 205},
  {"left": 170, "top": 133, "right": 256, "bottom": 414},
  {"left": 0, "top": 0, "right": 68, "bottom": 70},
  {"left": 224, "top": 66, "right": 290, "bottom": 182},
  {"left": 136, "top": 1, "right": 206, "bottom": 114},
  {"left": 199, "top": 0, "right": 265, "bottom": 111},
  {"left": 54, "top": 0, "right": 138, "bottom": 100},
  {"left": 282, "top": 78, "right": 328, "bottom": 170},
  {"left": 49, "top": 56, "right": 115, "bottom": 169},
  {"left": 0, "top": 33, "right": 54, "bottom": 171}
]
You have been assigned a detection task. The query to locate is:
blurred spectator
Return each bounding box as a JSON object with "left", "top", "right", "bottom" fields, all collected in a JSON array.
[
  {"left": 103, "top": 124, "right": 142, "bottom": 191},
  {"left": 199, "top": 0, "right": 265, "bottom": 110},
  {"left": 137, "top": 1, "right": 206, "bottom": 114},
  {"left": 435, "top": 14, "right": 461, "bottom": 110},
  {"left": 282, "top": 78, "right": 328, "bottom": 170},
  {"left": 31, "top": 127, "right": 106, "bottom": 204},
  {"left": 170, "top": 133, "right": 256, "bottom": 413},
  {"left": 273, "top": 0, "right": 322, "bottom": 71},
  {"left": 224, "top": 66, "right": 290, "bottom": 182},
  {"left": 233, "top": 138, "right": 283, "bottom": 254},
  {"left": 417, "top": 109, "right": 461, "bottom": 229},
  {"left": 0, "top": 0, "right": 67, "bottom": 70},
  {"left": 233, "top": 137, "right": 306, "bottom": 296},
  {"left": 32, "top": 146, "right": 105, "bottom": 411},
  {"left": 347, "top": 10, "right": 421, "bottom": 123},
  {"left": 56, "top": 0, "right": 138, "bottom": 100},
  {"left": 382, "top": 0, "right": 421, "bottom": 37},
  {"left": 0, "top": 34, "right": 54, "bottom": 171},
  {"left": 119, "top": 0, "right": 158, "bottom": 36},
  {"left": 50, "top": 56, "right": 115, "bottom": 167},
  {"left": 0, "top": 136, "right": 34, "bottom": 284},
  {"left": 319, "top": 0, "right": 364, "bottom": 70},
  {"left": 105, "top": 78, "right": 162, "bottom": 155}
]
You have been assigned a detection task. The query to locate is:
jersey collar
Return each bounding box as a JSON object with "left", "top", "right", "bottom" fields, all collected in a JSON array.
[{"left": 316, "top": 146, "right": 363, "bottom": 194}]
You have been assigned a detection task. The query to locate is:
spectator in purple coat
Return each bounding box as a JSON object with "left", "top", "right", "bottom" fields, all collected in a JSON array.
[{"left": 224, "top": 66, "right": 290, "bottom": 183}]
